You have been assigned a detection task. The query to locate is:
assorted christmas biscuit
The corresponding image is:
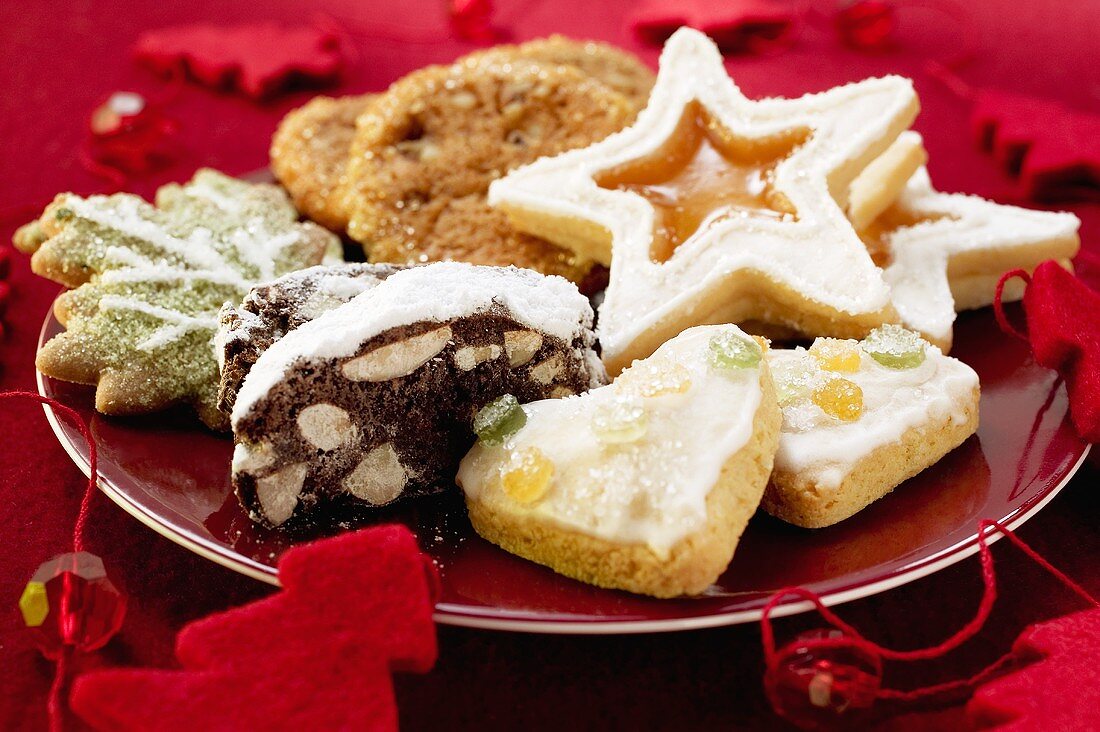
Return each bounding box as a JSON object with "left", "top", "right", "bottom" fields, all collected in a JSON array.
[
  {"left": 488, "top": 27, "right": 920, "bottom": 374},
  {"left": 228, "top": 262, "right": 606, "bottom": 527},
  {"left": 763, "top": 328, "right": 980, "bottom": 528},
  {"left": 16, "top": 170, "right": 340, "bottom": 430},
  {"left": 20, "top": 29, "right": 1086, "bottom": 597},
  {"left": 270, "top": 36, "right": 655, "bottom": 237},
  {"left": 856, "top": 133, "right": 1080, "bottom": 350},
  {"left": 458, "top": 325, "right": 780, "bottom": 597}
]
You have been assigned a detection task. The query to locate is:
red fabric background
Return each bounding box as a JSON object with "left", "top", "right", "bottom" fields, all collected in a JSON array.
[{"left": 1, "top": 1, "right": 1098, "bottom": 729}]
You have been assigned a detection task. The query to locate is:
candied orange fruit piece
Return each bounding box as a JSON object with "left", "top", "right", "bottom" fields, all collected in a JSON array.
[
  {"left": 812, "top": 378, "right": 864, "bottom": 422},
  {"left": 501, "top": 447, "right": 555, "bottom": 504},
  {"left": 809, "top": 338, "right": 861, "bottom": 373}
]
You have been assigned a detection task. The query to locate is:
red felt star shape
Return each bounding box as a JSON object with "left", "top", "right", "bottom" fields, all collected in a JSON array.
[
  {"left": 973, "top": 89, "right": 1100, "bottom": 201},
  {"left": 630, "top": 0, "right": 794, "bottom": 53},
  {"left": 967, "top": 608, "right": 1100, "bottom": 730},
  {"left": 1008, "top": 261, "right": 1100, "bottom": 443},
  {"left": 132, "top": 23, "right": 344, "bottom": 100},
  {"left": 70, "top": 525, "right": 437, "bottom": 731}
]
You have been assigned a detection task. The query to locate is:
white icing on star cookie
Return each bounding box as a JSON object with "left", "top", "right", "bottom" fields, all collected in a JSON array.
[
  {"left": 489, "top": 27, "right": 919, "bottom": 374},
  {"left": 857, "top": 132, "right": 1080, "bottom": 350}
]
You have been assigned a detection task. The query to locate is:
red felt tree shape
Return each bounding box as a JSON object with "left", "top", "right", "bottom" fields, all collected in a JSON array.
[
  {"left": 630, "top": 0, "right": 794, "bottom": 53},
  {"left": 70, "top": 525, "right": 438, "bottom": 731},
  {"left": 973, "top": 89, "right": 1100, "bottom": 200},
  {"left": 996, "top": 261, "right": 1100, "bottom": 442},
  {"left": 133, "top": 23, "right": 344, "bottom": 100},
  {"left": 967, "top": 609, "right": 1100, "bottom": 730}
]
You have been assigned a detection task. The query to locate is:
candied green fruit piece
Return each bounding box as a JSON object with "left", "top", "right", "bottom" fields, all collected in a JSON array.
[
  {"left": 473, "top": 394, "right": 526, "bottom": 445},
  {"left": 707, "top": 331, "right": 762, "bottom": 370},
  {"left": 592, "top": 397, "right": 648, "bottom": 444},
  {"left": 862, "top": 324, "right": 927, "bottom": 370}
]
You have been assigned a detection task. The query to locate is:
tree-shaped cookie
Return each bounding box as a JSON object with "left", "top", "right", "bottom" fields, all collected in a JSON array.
[{"left": 14, "top": 169, "right": 341, "bottom": 430}]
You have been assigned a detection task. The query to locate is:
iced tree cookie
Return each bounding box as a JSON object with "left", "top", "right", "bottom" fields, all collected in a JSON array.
[
  {"left": 489, "top": 27, "right": 919, "bottom": 374},
  {"left": 216, "top": 262, "right": 403, "bottom": 412},
  {"left": 341, "top": 54, "right": 635, "bottom": 282},
  {"left": 764, "top": 326, "right": 980, "bottom": 528},
  {"left": 270, "top": 37, "right": 653, "bottom": 235},
  {"left": 229, "top": 262, "right": 606, "bottom": 528},
  {"left": 457, "top": 325, "right": 781, "bottom": 598},
  {"left": 856, "top": 133, "right": 1080, "bottom": 351},
  {"left": 13, "top": 170, "right": 341, "bottom": 430}
]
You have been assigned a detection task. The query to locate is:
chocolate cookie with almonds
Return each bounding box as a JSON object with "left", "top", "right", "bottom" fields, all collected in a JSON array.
[
  {"left": 340, "top": 55, "right": 635, "bottom": 282},
  {"left": 228, "top": 262, "right": 606, "bottom": 528},
  {"left": 14, "top": 169, "right": 341, "bottom": 430},
  {"left": 270, "top": 36, "right": 653, "bottom": 235}
]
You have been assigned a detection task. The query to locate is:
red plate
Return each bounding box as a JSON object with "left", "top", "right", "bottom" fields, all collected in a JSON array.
[{"left": 37, "top": 305, "right": 1089, "bottom": 633}]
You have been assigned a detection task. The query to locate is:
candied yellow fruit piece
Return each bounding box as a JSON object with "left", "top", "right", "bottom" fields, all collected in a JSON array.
[
  {"left": 812, "top": 378, "right": 864, "bottom": 422},
  {"left": 809, "top": 338, "right": 862, "bottom": 373},
  {"left": 501, "top": 447, "right": 555, "bottom": 504},
  {"left": 592, "top": 397, "right": 648, "bottom": 444},
  {"left": 618, "top": 360, "right": 692, "bottom": 398}
]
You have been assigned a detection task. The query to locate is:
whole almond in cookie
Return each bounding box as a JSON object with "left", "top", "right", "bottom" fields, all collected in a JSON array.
[
  {"left": 228, "top": 262, "right": 607, "bottom": 528},
  {"left": 14, "top": 169, "right": 341, "bottom": 430},
  {"left": 341, "top": 55, "right": 635, "bottom": 282}
]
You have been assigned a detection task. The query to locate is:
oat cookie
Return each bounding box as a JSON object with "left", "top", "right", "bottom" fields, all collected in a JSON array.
[
  {"left": 14, "top": 169, "right": 341, "bottom": 430},
  {"left": 269, "top": 37, "right": 652, "bottom": 235},
  {"left": 763, "top": 327, "right": 980, "bottom": 528},
  {"left": 229, "top": 262, "right": 606, "bottom": 528},
  {"left": 270, "top": 94, "right": 375, "bottom": 232},
  {"left": 458, "top": 325, "right": 780, "bottom": 598},
  {"left": 341, "top": 55, "right": 635, "bottom": 282}
]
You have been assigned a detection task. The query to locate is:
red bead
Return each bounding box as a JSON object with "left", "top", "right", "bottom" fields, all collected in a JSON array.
[
  {"left": 18, "top": 552, "right": 126, "bottom": 660},
  {"left": 87, "top": 92, "right": 179, "bottom": 176},
  {"left": 767, "top": 629, "right": 882, "bottom": 730},
  {"left": 835, "top": 0, "right": 896, "bottom": 52},
  {"left": 450, "top": 0, "right": 497, "bottom": 42}
]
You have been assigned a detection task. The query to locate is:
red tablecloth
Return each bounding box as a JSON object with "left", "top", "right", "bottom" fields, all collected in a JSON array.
[{"left": 1, "top": 1, "right": 1097, "bottom": 729}]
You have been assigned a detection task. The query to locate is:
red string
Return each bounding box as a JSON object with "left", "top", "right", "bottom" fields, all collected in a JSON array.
[
  {"left": 2, "top": 391, "right": 101, "bottom": 732},
  {"left": 993, "top": 269, "right": 1032, "bottom": 342},
  {"left": 762, "top": 519, "right": 1100, "bottom": 709}
]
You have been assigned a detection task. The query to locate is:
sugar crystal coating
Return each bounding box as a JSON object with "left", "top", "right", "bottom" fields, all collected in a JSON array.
[
  {"left": 707, "top": 330, "right": 763, "bottom": 370},
  {"left": 618, "top": 359, "right": 692, "bottom": 398},
  {"left": 592, "top": 396, "right": 648, "bottom": 444}
]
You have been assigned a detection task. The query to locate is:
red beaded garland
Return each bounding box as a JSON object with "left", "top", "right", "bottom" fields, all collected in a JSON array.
[
  {"left": 19, "top": 552, "right": 126, "bottom": 661},
  {"left": 83, "top": 91, "right": 179, "bottom": 184}
]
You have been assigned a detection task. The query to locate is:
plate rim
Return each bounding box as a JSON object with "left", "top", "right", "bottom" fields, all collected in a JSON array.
[{"left": 35, "top": 317, "right": 1091, "bottom": 635}]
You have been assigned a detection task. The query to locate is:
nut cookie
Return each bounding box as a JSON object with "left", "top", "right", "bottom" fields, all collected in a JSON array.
[
  {"left": 458, "top": 325, "right": 780, "bottom": 598},
  {"left": 764, "top": 327, "right": 980, "bottom": 528},
  {"left": 341, "top": 56, "right": 635, "bottom": 282},
  {"left": 269, "top": 37, "right": 652, "bottom": 234},
  {"left": 216, "top": 262, "right": 403, "bottom": 412},
  {"left": 270, "top": 94, "right": 375, "bottom": 232},
  {"left": 14, "top": 170, "right": 341, "bottom": 430},
  {"left": 229, "top": 262, "right": 606, "bottom": 528}
]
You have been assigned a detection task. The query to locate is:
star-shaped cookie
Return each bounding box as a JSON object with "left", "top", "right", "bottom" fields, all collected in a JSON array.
[
  {"left": 858, "top": 133, "right": 1080, "bottom": 350},
  {"left": 489, "top": 27, "right": 918, "bottom": 374}
]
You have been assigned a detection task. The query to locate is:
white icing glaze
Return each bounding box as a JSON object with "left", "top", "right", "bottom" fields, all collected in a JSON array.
[
  {"left": 489, "top": 27, "right": 916, "bottom": 368},
  {"left": 97, "top": 295, "right": 219, "bottom": 351},
  {"left": 868, "top": 133, "right": 1080, "bottom": 345},
  {"left": 770, "top": 341, "right": 979, "bottom": 488},
  {"left": 457, "top": 325, "right": 765, "bottom": 559},
  {"left": 232, "top": 262, "right": 596, "bottom": 425}
]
